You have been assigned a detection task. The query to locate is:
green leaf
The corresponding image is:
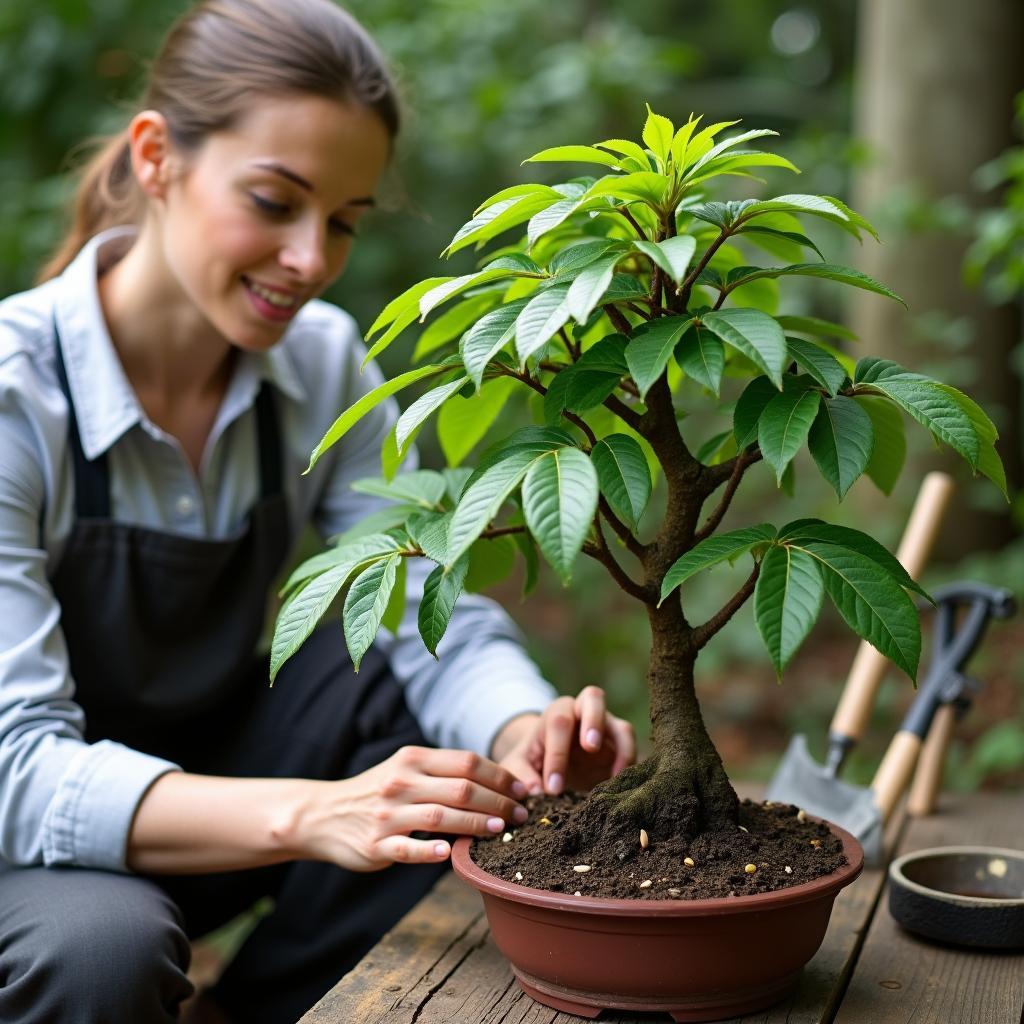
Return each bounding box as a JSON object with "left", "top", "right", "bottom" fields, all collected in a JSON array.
[
  {"left": 521, "top": 447, "right": 599, "bottom": 583},
  {"left": 513, "top": 531, "right": 540, "bottom": 597},
  {"left": 854, "top": 359, "right": 980, "bottom": 468},
  {"left": 701, "top": 308, "right": 787, "bottom": 388},
  {"left": 738, "top": 225, "right": 824, "bottom": 261},
  {"left": 683, "top": 128, "right": 780, "bottom": 177},
  {"left": 418, "top": 557, "right": 469, "bottom": 656},
  {"left": 413, "top": 293, "right": 499, "bottom": 362},
  {"left": 548, "top": 239, "right": 621, "bottom": 277},
  {"left": 793, "top": 541, "right": 920, "bottom": 679},
  {"left": 686, "top": 151, "right": 799, "bottom": 187},
  {"left": 444, "top": 192, "right": 562, "bottom": 256},
  {"left": 681, "top": 120, "right": 741, "bottom": 166},
  {"left": 474, "top": 183, "right": 564, "bottom": 214},
  {"left": 566, "top": 253, "right": 621, "bottom": 323},
  {"left": 591, "top": 434, "right": 652, "bottom": 531},
  {"left": 858, "top": 396, "right": 906, "bottom": 495},
  {"left": 352, "top": 470, "right": 447, "bottom": 509},
  {"left": 585, "top": 172, "right": 669, "bottom": 206},
  {"left": 278, "top": 533, "right": 401, "bottom": 600},
  {"left": 396, "top": 376, "right": 469, "bottom": 451},
  {"left": 776, "top": 314, "right": 857, "bottom": 343},
  {"left": 524, "top": 144, "right": 624, "bottom": 169},
  {"left": 738, "top": 194, "right": 862, "bottom": 239},
  {"left": 437, "top": 376, "right": 516, "bottom": 467},
  {"left": 758, "top": 384, "right": 821, "bottom": 484},
  {"left": 725, "top": 263, "right": 905, "bottom": 305},
  {"left": 527, "top": 195, "right": 593, "bottom": 247},
  {"left": 464, "top": 535, "right": 518, "bottom": 592},
  {"left": 367, "top": 277, "right": 450, "bottom": 340},
  {"left": 669, "top": 117, "right": 701, "bottom": 167},
  {"left": 515, "top": 284, "right": 571, "bottom": 364},
  {"left": 754, "top": 544, "right": 824, "bottom": 675},
  {"left": 634, "top": 235, "right": 697, "bottom": 285},
  {"left": 642, "top": 105, "right": 675, "bottom": 163},
  {"left": 380, "top": 557, "right": 407, "bottom": 635},
  {"left": 308, "top": 363, "right": 450, "bottom": 471},
  {"left": 596, "top": 137, "right": 652, "bottom": 172},
  {"left": 675, "top": 323, "right": 725, "bottom": 395},
  {"left": 461, "top": 298, "right": 529, "bottom": 387},
  {"left": 330, "top": 506, "right": 419, "bottom": 546},
  {"left": 406, "top": 510, "right": 453, "bottom": 563},
  {"left": 786, "top": 337, "right": 848, "bottom": 396},
  {"left": 419, "top": 266, "right": 530, "bottom": 319},
  {"left": 807, "top": 396, "right": 874, "bottom": 499},
  {"left": 779, "top": 520, "right": 931, "bottom": 601},
  {"left": 933, "top": 383, "right": 1008, "bottom": 498},
  {"left": 443, "top": 467, "right": 473, "bottom": 504},
  {"left": 660, "top": 524, "right": 777, "bottom": 603},
  {"left": 577, "top": 333, "right": 630, "bottom": 374},
  {"left": 733, "top": 376, "right": 779, "bottom": 449},
  {"left": 343, "top": 553, "right": 402, "bottom": 671},
  {"left": 624, "top": 316, "right": 692, "bottom": 398},
  {"left": 696, "top": 429, "right": 735, "bottom": 466},
  {"left": 446, "top": 431, "right": 571, "bottom": 565}
]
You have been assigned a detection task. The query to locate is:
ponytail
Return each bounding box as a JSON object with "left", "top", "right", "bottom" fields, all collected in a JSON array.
[{"left": 36, "top": 131, "right": 143, "bottom": 283}]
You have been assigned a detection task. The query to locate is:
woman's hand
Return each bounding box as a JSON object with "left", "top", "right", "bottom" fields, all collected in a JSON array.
[
  {"left": 492, "top": 686, "right": 636, "bottom": 796},
  {"left": 293, "top": 745, "right": 529, "bottom": 872}
]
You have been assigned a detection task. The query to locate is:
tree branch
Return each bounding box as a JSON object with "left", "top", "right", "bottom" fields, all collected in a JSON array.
[
  {"left": 616, "top": 206, "right": 648, "bottom": 240},
  {"left": 691, "top": 561, "right": 761, "bottom": 649},
  {"left": 583, "top": 525, "right": 653, "bottom": 603},
  {"left": 677, "top": 227, "right": 732, "bottom": 310},
  {"left": 598, "top": 496, "right": 646, "bottom": 558},
  {"left": 694, "top": 449, "right": 761, "bottom": 542},
  {"left": 602, "top": 393, "right": 644, "bottom": 431},
  {"left": 604, "top": 304, "right": 633, "bottom": 337},
  {"left": 497, "top": 366, "right": 598, "bottom": 448}
]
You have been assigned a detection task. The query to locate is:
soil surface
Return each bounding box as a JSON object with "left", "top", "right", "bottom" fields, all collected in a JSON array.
[{"left": 472, "top": 791, "right": 847, "bottom": 899}]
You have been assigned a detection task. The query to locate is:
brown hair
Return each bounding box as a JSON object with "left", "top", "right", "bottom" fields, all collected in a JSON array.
[{"left": 38, "top": 0, "right": 399, "bottom": 282}]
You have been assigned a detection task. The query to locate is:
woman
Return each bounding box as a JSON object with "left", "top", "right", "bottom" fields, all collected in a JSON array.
[{"left": 0, "top": 1, "right": 635, "bottom": 1021}]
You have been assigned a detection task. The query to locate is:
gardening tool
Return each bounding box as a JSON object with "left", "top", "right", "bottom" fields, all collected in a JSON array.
[
  {"left": 906, "top": 582, "right": 1018, "bottom": 816},
  {"left": 765, "top": 471, "right": 954, "bottom": 807},
  {"left": 769, "top": 582, "right": 1015, "bottom": 865}
]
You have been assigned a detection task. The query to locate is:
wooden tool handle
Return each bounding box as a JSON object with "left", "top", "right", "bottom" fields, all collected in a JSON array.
[
  {"left": 871, "top": 730, "right": 923, "bottom": 824},
  {"left": 829, "top": 472, "right": 955, "bottom": 743},
  {"left": 907, "top": 703, "right": 957, "bottom": 816}
]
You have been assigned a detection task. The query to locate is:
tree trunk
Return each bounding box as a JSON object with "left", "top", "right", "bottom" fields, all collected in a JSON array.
[{"left": 851, "top": 0, "right": 1024, "bottom": 558}]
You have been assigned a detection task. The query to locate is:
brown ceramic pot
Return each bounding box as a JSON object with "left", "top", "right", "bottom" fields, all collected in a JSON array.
[{"left": 451, "top": 819, "right": 863, "bottom": 1022}]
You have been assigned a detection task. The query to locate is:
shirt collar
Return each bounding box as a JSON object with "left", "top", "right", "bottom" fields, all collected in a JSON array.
[{"left": 53, "top": 227, "right": 307, "bottom": 461}]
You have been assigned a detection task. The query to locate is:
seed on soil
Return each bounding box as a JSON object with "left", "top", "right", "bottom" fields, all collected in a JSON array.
[
  {"left": 784, "top": 866, "right": 793, "bottom": 874},
  {"left": 574, "top": 890, "right": 582, "bottom": 897},
  {"left": 810, "top": 838, "right": 821, "bottom": 848},
  {"left": 573, "top": 864, "right": 592, "bottom": 873},
  {"left": 515, "top": 872, "right": 523, "bottom": 881},
  {"left": 738, "top": 825, "right": 748, "bottom": 833},
  {"left": 683, "top": 857, "right": 695, "bottom": 867},
  {"left": 797, "top": 809, "right": 807, "bottom": 822},
  {"left": 639, "top": 828, "right": 650, "bottom": 849},
  {"left": 668, "top": 888, "right": 681, "bottom": 896},
  {"left": 539, "top": 817, "right": 552, "bottom": 826},
  {"left": 639, "top": 879, "right": 653, "bottom": 888},
  {"left": 744, "top": 863, "right": 757, "bottom": 874},
  {"left": 763, "top": 800, "right": 774, "bottom": 807},
  {"left": 502, "top": 832, "right": 513, "bottom": 843}
]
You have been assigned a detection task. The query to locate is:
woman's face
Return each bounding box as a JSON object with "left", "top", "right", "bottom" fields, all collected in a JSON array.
[{"left": 156, "top": 93, "right": 391, "bottom": 351}]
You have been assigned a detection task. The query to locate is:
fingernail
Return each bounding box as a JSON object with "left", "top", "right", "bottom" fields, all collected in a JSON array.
[
  {"left": 586, "top": 729, "right": 601, "bottom": 750},
  {"left": 513, "top": 805, "right": 529, "bottom": 823},
  {"left": 487, "top": 817, "right": 505, "bottom": 832},
  {"left": 435, "top": 842, "right": 450, "bottom": 858},
  {"left": 547, "top": 772, "right": 564, "bottom": 794},
  {"left": 529, "top": 783, "right": 543, "bottom": 796},
  {"left": 511, "top": 780, "right": 528, "bottom": 798}
]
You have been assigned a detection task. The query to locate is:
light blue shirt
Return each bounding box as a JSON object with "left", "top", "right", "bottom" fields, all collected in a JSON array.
[{"left": 0, "top": 228, "right": 555, "bottom": 872}]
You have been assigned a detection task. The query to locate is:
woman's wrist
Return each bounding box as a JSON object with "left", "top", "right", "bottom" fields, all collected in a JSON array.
[{"left": 489, "top": 713, "right": 541, "bottom": 762}]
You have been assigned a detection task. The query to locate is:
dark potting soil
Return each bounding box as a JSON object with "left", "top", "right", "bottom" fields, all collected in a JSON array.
[{"left": 471, "top": 792, "right": 847, "bottom": 900}]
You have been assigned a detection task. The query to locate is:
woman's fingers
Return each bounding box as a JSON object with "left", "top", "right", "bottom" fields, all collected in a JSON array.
[
  {"left": 607, "top": 716, "right": 636, "bottom": 775},
  {"left": 540, "top": 696, "right": 577, "bottom": 794},
  {"left": 375, "top": 834, "right": 452, "bottom": 865},
  {"left": 414, "top": 746, "right": 527, "bottom": 800},
  {"left": 574, "top": 685, "right": 607, "bottom": 752},
  {"left": 386, "top": 803, "right": 511, "bottom": 839}
]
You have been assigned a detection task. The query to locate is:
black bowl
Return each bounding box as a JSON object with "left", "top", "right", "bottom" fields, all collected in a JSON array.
[{"left": 888, "top": 846, "right": 1024, "bottom": 949}]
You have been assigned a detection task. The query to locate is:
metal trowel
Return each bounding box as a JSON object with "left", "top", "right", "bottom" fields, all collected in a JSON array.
[{"left": 768, "top": 582, "right": 1015, "bottom": 865}]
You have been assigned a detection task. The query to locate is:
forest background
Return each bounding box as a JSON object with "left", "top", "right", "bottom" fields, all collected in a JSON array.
[{"left": 2, "top": 0, "right": 1021, "bottom": 792}]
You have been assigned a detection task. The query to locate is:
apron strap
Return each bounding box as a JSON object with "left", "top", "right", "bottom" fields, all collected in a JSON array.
[
  {"left": 53, "top": 318, "right": 285, "bottom": 518},
  {"left": 53, "top": 320, "right": 111, "bottom": 519}
]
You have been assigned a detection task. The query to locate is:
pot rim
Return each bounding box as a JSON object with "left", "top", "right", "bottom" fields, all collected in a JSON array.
[
  {"left": 889, "top": 845, "right": 1024, "bottom": 907},
  {"left": 453, "top": 817, "right": 864, "bottom": 917}
]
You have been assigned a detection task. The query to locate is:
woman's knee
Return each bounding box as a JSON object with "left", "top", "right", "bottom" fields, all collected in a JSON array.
[{"left": 0, "top": 868, "right": 192, "bottom": 1023}]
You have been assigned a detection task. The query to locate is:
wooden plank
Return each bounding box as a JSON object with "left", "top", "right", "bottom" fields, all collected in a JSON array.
[{"left": 832, "top": 792, "right": 1024, "bottom": 1024}]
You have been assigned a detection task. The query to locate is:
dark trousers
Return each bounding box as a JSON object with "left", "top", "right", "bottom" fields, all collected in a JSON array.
[{"left": 0, "top": 630, "right": 448, "bottom": 1024}]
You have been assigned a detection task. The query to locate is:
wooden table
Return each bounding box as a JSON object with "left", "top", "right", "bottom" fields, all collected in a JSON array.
[{"left": 300, "top": 791, "right": 1024, "bottom": 1024}]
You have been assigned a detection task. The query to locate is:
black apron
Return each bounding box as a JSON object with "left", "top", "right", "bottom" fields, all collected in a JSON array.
[{"left": 48, "top": 325, "right": 291, "bottom": 754}]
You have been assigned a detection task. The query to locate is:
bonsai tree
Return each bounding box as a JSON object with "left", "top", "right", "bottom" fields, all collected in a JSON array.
[{"left": 271, "top": 108, "right": 1006, "bottom": 859}]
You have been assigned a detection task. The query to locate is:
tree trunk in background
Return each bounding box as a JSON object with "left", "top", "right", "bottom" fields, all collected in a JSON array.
[{"left": 851, "top": 0, "right": 1024, "bottom": 559}]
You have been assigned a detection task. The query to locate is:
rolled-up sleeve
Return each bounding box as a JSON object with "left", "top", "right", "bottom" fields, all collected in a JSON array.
[
  {"left": 310, "top": 327, "right": 556, "bottom": 757},
  {"left": 0, "top": 356, "right": 178, "bottom": 870}
]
